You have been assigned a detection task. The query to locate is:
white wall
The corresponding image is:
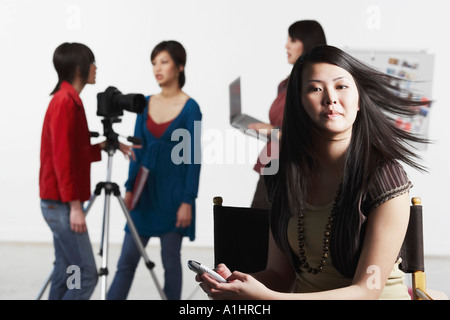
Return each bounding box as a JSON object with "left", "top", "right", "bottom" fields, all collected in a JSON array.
[{"left": 1, "top": 0, "right": 449, "bottom": 256}]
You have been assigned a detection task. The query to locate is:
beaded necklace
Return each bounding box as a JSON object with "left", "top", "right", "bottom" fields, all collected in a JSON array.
[{"left": 296, "top": 184, "right": 342, "bottom": 274}]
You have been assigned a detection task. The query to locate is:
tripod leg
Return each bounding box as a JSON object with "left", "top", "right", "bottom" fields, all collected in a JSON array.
[
  {"left": 36, "top": 267, "right": 54, "bottom": 300},
  {"left": 83, "top": 193, "right": 98, "bottom": 216},
  {"left": 116, "top": 196, "right": 167, "bottom": 300},
  {"left": 99, "top": 192, "right": 112, "bottom": 300}
]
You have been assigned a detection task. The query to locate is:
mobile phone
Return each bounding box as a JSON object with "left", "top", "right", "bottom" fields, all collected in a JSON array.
[{"left": 187, "top": 260, "right": 227, "bottom": 283}]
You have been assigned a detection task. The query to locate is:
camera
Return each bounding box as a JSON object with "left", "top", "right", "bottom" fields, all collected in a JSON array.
[
  {"left": 97, "top": 86, "right": 146, "bottom": 118},
  {"left": 94, "top": 86, "right": 145, "bottom": 151}
]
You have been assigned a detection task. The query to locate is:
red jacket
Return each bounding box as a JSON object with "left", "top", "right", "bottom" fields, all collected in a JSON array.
[{"left": 39, "top": 81, "right": 102, "bottom": 202}]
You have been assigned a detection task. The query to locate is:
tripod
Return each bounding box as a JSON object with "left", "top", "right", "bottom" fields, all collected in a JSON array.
[{"left": 37, "top": 118, "right": 167, "bottom": 300}]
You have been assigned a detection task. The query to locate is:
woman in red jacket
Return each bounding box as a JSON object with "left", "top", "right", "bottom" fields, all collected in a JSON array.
[{"left": 39, "top": 42, "right": 134, "bottom": 299}]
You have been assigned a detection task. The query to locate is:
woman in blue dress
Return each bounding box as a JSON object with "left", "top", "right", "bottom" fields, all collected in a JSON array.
[{"left": 107, "top": 40, "right": 202, "bottom": 300}]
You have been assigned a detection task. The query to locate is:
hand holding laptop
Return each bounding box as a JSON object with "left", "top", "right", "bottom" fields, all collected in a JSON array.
[
  {"left": 248, "top": 122, "right": 281, "bottom": 140},
  {"left": 247, "top": 122, "right": 275, "bottom": 132},
  {"left": 229, "top": 77, "right": 269, "bottom": 141}
]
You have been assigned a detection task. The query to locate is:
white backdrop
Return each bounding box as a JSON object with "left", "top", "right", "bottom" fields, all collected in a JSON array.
[{"left": 1, "top": 0, "right": 449, "bottom": 256}]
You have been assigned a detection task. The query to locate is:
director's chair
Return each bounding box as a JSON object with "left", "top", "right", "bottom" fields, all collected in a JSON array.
[{"left": 213, "top": 196, "right": 433, "bottom": 300}]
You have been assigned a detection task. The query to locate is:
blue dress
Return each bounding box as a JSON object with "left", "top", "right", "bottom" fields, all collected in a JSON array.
[{"left": 124, "top": 97, "right": 202, "bottom": 241}]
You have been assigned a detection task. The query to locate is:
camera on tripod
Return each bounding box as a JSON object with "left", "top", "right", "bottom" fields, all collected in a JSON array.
[
  {"left": 94, "top": 86, "right": 146, "bottom": 152},
  {"left": 97, "top": 86, "right": 146, "bottom": 118}
]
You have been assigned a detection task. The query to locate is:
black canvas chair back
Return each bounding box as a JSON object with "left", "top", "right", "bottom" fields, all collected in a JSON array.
[
  {"left": 213, "top": 196, "right": 269, "bottom": 273},
  {"left": 399, "top": 197, "right": 428, "bottom": 299}
]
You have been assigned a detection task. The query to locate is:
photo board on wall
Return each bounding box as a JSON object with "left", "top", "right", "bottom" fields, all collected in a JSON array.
[{"left": 347, "top": 49, "right": 435, "bottom": 150}]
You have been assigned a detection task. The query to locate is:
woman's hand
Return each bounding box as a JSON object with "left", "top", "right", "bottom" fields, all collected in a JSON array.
[
  {"left": 176, "top": 203, "right": 192, "bottom": 228},
  {"left": 248, "top": 122, "right": 281, "bottom": 140},
  {"left": 118, "top": 142, "right": 141, "bottom": 161},
  {"left": 99, "top": 140, "right": 141, "bottom": 161},
  {"left": 247, "top": 122, "right": 274, "bottom": 136},
  {"left": 198, "top": 263, "right": 274, "bottom": 300},
  {"left": 124, "top": 191, "right": 133, "bottom": 210},
  {"left": 194, "top": 263, "right": 232, "bottom": 284},
  {"left": 69, "top": 200, "right": 87, "bottom": 233}
]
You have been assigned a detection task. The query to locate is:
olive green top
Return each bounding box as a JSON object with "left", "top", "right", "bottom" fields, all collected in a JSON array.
[{"left": 287, "top": 202, "right": 411, "bottom": 300}]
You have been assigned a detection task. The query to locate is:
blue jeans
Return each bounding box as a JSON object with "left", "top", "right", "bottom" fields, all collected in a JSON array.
[
  {"left": 41, "top": 200, "right": 98, "bottom": 300},
  {"left": 107, "top": 231, "right": 183, "bottom": 300}
]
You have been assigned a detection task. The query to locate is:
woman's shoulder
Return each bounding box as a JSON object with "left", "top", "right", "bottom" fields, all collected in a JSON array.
[
  {"left": 373, "top": 161, "right": 410, "bottom": 185},
  {"left": 364, "top": 161, "right": 412, "bottom": 211},
  {"left": 186, "top": 96, "right": 200, "bottom": 107},
  {"left": 277, "top": 77, "right": 289, "bottom": 92},
  {"left": 184, "top": 96, "right": 202, "bottom": 115}
]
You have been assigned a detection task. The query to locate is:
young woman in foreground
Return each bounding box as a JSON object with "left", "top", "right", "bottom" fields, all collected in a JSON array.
[{"left": 198, "top": 45, "right": 429, "bottom": 300}]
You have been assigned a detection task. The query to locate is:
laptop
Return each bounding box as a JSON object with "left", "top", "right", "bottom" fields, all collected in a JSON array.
[{"left": 229, "top": 77, "right": 268, "bottom": 141}]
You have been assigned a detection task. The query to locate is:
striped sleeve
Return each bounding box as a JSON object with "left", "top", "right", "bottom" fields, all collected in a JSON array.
[{"left": 364, "top": 161, "right": 413, "bottom": 213}]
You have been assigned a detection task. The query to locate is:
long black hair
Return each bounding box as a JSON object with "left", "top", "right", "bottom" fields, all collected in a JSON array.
[
  {"left": 50, "top": 42, "right": 95, "bottom": 95},
  {"left": 268, "top": 45, "right": 429, "bottom": 277}
]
